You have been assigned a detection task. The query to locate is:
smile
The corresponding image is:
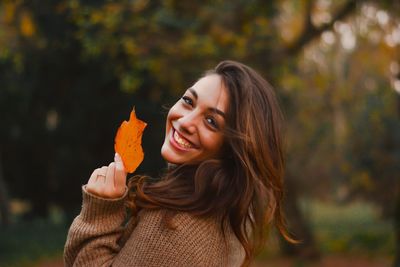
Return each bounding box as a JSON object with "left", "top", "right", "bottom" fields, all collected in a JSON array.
[{"left": 171, "top": 128, "right": 196, "bottom": 150}]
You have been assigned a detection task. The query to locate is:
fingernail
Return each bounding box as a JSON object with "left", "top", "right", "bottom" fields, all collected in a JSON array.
[{"left": 115, "top": 153, "right": 120, "bottom": 162}]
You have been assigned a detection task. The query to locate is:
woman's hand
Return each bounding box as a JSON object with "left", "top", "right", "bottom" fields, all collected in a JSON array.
[{"left": 86, "top": 153, "right": 127, "bottom": 199}]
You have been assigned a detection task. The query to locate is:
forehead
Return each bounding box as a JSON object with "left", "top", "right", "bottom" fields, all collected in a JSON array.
[{"left": 190, "top": 74, "right": 228, "bottom": 112}]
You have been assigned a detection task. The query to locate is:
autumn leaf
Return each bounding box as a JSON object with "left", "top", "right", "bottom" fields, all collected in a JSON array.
[
  {"left": 20, "top": 12, "right": 35, "bottom": 37},
  {"left": 114, "top": 108, "right": 147, "bottom": 173}
]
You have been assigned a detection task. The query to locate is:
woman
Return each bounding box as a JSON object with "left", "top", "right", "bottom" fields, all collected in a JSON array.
[{"left": 64, "top": 60, "right": 294, "bottom": 267}]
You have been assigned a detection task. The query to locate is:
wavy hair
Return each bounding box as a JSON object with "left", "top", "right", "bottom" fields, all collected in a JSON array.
[{"left": 127, "top": 60, "right": 294, "bottom": 266}]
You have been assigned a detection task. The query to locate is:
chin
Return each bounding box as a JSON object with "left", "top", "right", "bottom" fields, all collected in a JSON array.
[
  {"left": 161, "top": 147, "right": 175, "bottom": 164},
  {"left": 161, "top": 144, "right": 183, "bottom": 164},
  {"left": 161, "top": 144, "right": 202, "bottom": 165}
]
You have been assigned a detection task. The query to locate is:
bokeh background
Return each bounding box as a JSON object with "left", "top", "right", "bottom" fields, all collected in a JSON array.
[{"left": 0, "top": 0, "right": 399, "bottom": 266}]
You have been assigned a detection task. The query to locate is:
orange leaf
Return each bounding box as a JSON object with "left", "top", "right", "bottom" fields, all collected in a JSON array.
[{"left": 114, "top": 108, "right": 147, "bottom": 173}]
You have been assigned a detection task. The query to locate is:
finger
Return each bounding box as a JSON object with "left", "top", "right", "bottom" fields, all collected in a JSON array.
[
  {"left": 88, "top": 168, "right": 100, "bottom": 185},
  {"left": 105, "top": 162, "right": 116, "bottom": 189},
  {"left": 100, "top": 166, "right": 108, "bottom": 174},
  {"left": 114, "top": 153, "right": 127, "bottom": 189},
  {"left": 87, "top": 168, "right": 102, "bottom": 195},
  {"left": 97, "top": 166, "right": 108, "bottom": 183}
]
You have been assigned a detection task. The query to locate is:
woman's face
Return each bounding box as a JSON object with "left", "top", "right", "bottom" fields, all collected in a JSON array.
[{"left": 161, "top": 74, "right": 228, "bottom": 164}]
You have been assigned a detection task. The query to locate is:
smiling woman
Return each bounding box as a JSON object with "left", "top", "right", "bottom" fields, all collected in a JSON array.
[
  {"left": 64, "top": 60, "right": 295, "bottom": 267},
  {"left": 161, "top": 74, "right": 228, "bottom": 164}
]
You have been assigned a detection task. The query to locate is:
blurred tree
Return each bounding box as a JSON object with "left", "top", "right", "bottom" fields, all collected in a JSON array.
[
  {"left": 394, "top": 58, "right": 400, "bottom": 267},
  {"left": 0, "top": 153, "right": 10, "bottom": 226},
  {"left": 280, "top": 2, "right": 400, "bottom": 264},
  {"left": 0, "top": 0, "right": 399, "bottom": 261}
]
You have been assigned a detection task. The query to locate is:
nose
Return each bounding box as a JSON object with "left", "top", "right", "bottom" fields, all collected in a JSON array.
[{"left": 177, "top": 111, "right": 198, "bottom": 135}]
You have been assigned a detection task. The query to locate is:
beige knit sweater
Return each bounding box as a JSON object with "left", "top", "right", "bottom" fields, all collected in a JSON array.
[{"left": 64, "top": 186, "right": 245, "bottom": 267}]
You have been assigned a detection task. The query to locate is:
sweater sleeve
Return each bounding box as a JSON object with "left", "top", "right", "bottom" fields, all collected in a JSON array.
[{"left": 63, "top": 185, "right": 130, "bottom": 267}]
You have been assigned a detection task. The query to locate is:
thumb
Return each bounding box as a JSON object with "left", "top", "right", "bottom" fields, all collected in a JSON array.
[{"left": 114, "top": 153, "right": 127, "bottom": 188}]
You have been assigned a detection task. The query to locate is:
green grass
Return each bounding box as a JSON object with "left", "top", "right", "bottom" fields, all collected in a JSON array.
[
  {"left": 0, "top": 219, "right": 67, "bottom": 267},
  {"left": 258, "top": 199, "right": 394, "bottom": 260},
  {"left": 304, "top": 200, "right": 394, "bottom": 254}
]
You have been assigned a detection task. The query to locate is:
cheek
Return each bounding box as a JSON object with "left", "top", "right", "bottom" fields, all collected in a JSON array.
[
  {"left": 167, "top": 104, "right": 182, "bottom": 122},
  {"left": 200, "top": 131, "right": 224, "bottom": 154},
  {"left": 165, "top": 105, "right": 179, "bottom": 129}
]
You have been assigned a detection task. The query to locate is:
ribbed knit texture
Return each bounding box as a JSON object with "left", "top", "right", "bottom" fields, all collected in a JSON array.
[{"left": 64, "top": 186, "right": 245, "bottom": 267}]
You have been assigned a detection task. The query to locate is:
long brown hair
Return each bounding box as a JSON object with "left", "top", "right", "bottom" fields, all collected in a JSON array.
[{"left": 127, "top": 60, "right": 294, "bottom": 266}]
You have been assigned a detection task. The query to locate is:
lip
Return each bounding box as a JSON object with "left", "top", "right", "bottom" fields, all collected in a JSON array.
[{"left": 169, "top": 127, "right": 198, "bottom": 151}]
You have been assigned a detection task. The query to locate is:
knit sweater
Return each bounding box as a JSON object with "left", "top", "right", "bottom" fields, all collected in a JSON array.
[{"left": 64, "top": 186, "right": 245, "bottom": 267}]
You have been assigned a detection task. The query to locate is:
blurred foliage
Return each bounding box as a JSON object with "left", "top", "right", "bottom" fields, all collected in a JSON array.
[
  {"left": 0, "top": 0, "right": 399, "bottom": 262},
  {"left": 282, "top": 2, "right": 400, "bottom": 218}
]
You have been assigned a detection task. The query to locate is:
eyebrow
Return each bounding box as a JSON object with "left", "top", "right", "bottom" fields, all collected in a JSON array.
[
  {"left": 188, "top": 87, "right": 226, "bottom": 119},
  {"left": 188, "top": 88, "right": 198, "bottom": 99}
]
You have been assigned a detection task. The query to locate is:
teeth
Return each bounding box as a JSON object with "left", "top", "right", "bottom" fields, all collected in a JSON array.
[{"left": 174, "top": 130, "right": 193, "bottom": 148}]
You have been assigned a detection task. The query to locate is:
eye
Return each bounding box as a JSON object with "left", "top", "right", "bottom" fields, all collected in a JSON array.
[
  {"left": 181, "top": 95, "right": 193, "bottom": 106},
  {"left": 206, "top": 116, "right": 219, "bottom": 129}
]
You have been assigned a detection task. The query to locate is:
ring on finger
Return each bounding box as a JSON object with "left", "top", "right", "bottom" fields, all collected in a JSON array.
[{"left": 96, "top": 173, "right": 106, "bottom": 181}]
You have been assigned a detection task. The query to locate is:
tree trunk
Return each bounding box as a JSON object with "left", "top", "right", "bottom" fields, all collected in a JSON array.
[
  {"left": 393, "top": 89, "right": 400, "bottom": 267},
  {"left": 0, "top": 152, "right": 11, "bottom": 226},
  {"left": 395, "top": 187, "right": 400, "bottom": 267},
  {"left": 281, "top": 175, "right": 320, "bottom": 260}
]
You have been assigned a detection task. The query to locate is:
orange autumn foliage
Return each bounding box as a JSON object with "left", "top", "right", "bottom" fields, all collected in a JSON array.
[{"left": 114, "top": 108, "right": 147, "bottom": 173}]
